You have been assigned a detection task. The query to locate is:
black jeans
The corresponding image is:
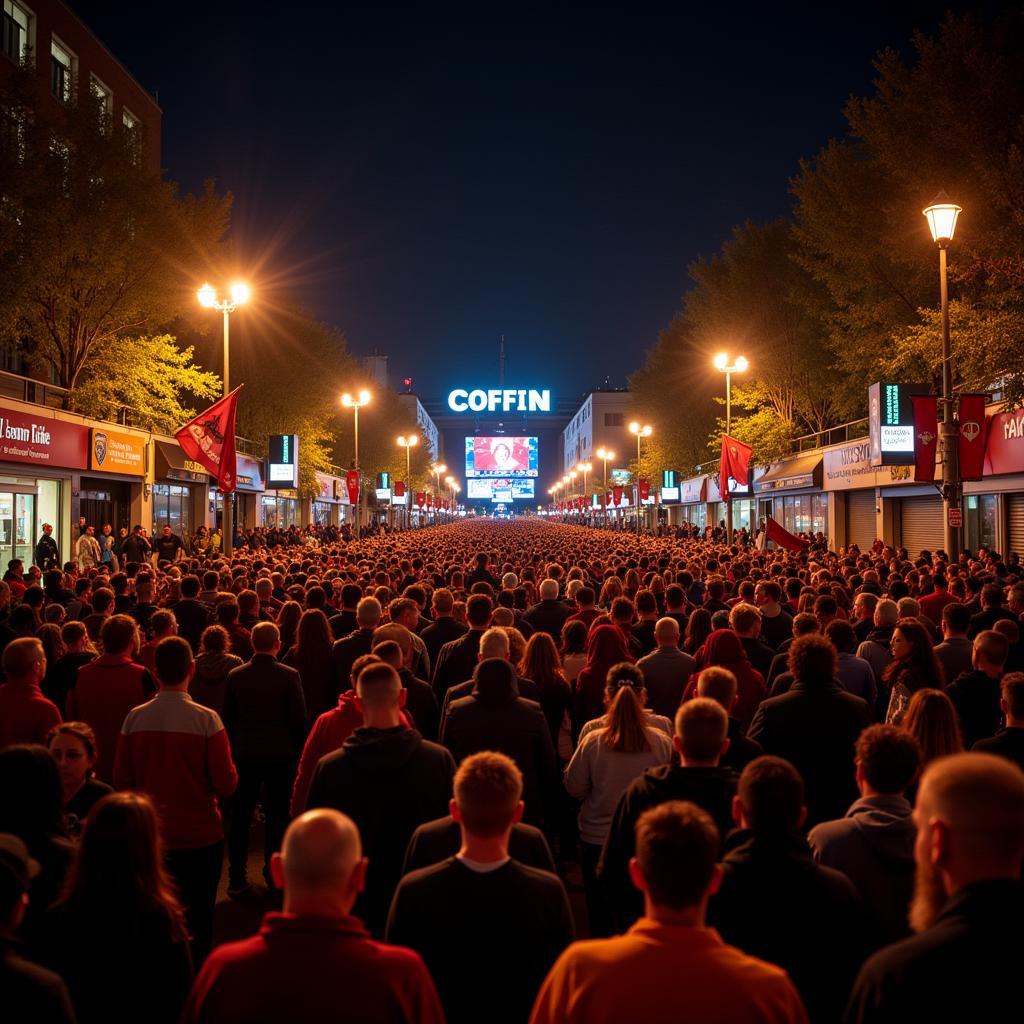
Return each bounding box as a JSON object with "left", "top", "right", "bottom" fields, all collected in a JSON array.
[
  {"left": 228, "top": 760, "right": 293, "bottom": 884},
  {"left": 166, "top": 840, "right": 223, "bottom": 964},
  {"left": 580, "top": 840, "right": 613, "bottom": 938}
]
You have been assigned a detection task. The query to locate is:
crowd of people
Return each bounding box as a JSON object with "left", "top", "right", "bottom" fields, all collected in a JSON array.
[{"left": 1, "top": 517, "right": 1023, "bottom": 1023}]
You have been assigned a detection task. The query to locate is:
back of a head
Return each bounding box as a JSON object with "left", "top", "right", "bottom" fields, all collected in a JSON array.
[
  {"left": 674, "top": 697, "right": 728, "bottom": 763},
  {"left": 281, "top": 809, "right": 362, "bottom": 893},
  {"left": 1002, "top": 672, "right": 1024, "bottom": 720},
  {"left": 875, "top": 598, "right": 899, "bottom": 628},
  {"left": 432, "top": 588, "right": 454, "bottom": 616},
  {"left": 355, "top": 662, "right": 402, "bottom": 709},
  {"left": 696, "top": 666, "right": 737, "bottom": 712},
  {"left": 251, "top": 621, "right": 280, "bottom": 654},
  {"left": 356, "top": 596, "right": 382, "bottom": 628},
  {"left": 576, "top": 586, "right": 595, "bottom": 608},
  {"left": 636, "top": 589, "right": 657, "bottom": 617},
  {"left": 479, "top": 625, "right": 510, "bottom": 660},
  {"left": 654, "top": 616, "right": 680, "bottom": 644},
  {"left": 180, "top": 575, "right": 200, "bottom": 599},
  {"left": 729, "top": 602, "right": 760, "bottom": 635},
  {"left": 792, "top": 612, "right": 819, "bottom": 637},
  {"left": 635, "top": 801, "right": 719, "bottom": 910},
  {"left": 825, "top": 619, "right": 857, "bottom": 654},
  {"left": 974, "top": 629, "right": 1009, "bottom": 670},
  {"left": 466, "top": 593, "right": 493, "bottom": 629},
  {"left": 100, "top": 614, "right": 138, "bottom": 656},
  {"left": 154, "top": 636, "right": 193, "bottom": 687},
  {"left": 372, "top": 639, "right": 403, "bottom": 669},
  {"left": 454, "top": 751, "right": 523, "bottom": 838},
  {"left": 981, "top": 583, "right": 1004, "bottom": 609},
  {"left": 788, "top": 632, "right": 837, "bottom": 685},
  {"left": 1, "top": 637, "right": 44, "bottom": 681},
  {"left": 373, "top": 622, "right": 413, "bottom": 655},
  {"left": 856, "top": 724, "right": 922, "bottom": 795},
  {"left": 738, "top": 756, "right": 804, "bottom": 833},
  {"left": 539, "top": 578, "right": 559, "bottom": 601}
]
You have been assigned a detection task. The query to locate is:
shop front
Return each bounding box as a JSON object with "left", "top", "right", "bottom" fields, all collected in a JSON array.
[
  {"left": 313, "top": 472, "right": 343, "bottom": 526},
  {"left": 974, "top": 409, "right": 1024, "bottom": 558},
  {"left": 80, "top": 426, "right": 148, "bottom": 535},
  {"left": 678, "top": 475, "right": 708, "bottom": 531},
  {"left": 154, "top": 441, "right": 210, "bottom": 540},
  {"left": 211, "top": 454, "right": 265, "bottom": 535},
  {"left": 263, "top": 491, "right": 301, "bottom": 528},
  {"left": 754, "top": 453, "right": 827, "bottom": 540}
]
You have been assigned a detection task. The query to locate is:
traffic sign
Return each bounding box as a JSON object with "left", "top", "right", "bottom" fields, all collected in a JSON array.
[{"left": 947, "top": 507, "right": 963, "bottom": 529}]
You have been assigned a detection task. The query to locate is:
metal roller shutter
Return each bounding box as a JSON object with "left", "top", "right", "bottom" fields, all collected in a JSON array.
[
  {"left": 846, "top": 490, "right": 876, "bottom": 551},
  {"left": 900, "top": 495, "right": 944, "bottom": 556},
  {"left": 1008, "top": 494, "right": 1024, "bottom": 559}
]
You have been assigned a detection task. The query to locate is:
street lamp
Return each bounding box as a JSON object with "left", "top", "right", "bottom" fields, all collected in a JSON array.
[
  {"left": 197, "top": 281, "right": 250, "bottom": 556},
  {"left": 596, "top": 447, "right": 615, "bottom": 524},
  {"left": 397, "top": 435, "right": 418, "bottom": 530},
  {"left": 341, "top": 389, "right": 371, "bottom": 538},
  {"left": 431, "top": 464, "right": 446, "bottom": 522},
  {"left": 713, "top": 353, "right": 749, "bottom": 436},
  {"left": 923, "top": 192, "right": 963, "bottom": 559},
  {"left": 577, "top": 461, "right": 592, "bottom": 510},
  {"left": 629, "top": 422, "right": 652, "bottom": 536}
]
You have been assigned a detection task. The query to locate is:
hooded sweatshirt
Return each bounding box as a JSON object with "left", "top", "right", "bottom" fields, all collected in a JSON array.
[{"left": 807, "top": 793, "right": 915, "bottom": 945}]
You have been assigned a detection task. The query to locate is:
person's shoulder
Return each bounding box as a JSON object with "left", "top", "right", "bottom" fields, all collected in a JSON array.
[
  {"left": 807, "top": 814, "right": 856, "bottom": 851},
  {"left": 508, "top": 858, "right": 567, "bottom": 893},
  {"left": 418, "top": 736, "right": 456, "bottom": 763}
]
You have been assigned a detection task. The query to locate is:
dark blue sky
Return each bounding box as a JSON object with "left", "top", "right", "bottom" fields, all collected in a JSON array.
[{"left": 76, "top": 1, "right": 972, "bottom": 404}]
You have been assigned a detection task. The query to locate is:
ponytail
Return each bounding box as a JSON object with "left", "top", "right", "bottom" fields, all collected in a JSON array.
[{"left": 604, "top": 684, "right": 651, "bottom": 754}]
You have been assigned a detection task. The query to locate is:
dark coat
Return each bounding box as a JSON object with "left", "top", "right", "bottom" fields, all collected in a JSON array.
[
  {"left": 222, "top": 654, "right": 308, "bottom": 764},
  {"left": 945, "top": 669, "right": 1002, "bottom": 750},
  {"left": 397, "top": 667, "right": 440, "bottom": 742},
  {"left": 331, "top": 627, "right": 375, "bottom": 694},
  {"left": 740, "top": 635, "right": 776, "bottom": 679},
  {"left": 401, "top": 816, "right": 555, "bottom": 875},
  {"left": 431, "top": 628, "right": 485, "bottom": 701},
  {"left": 170, "top": 598, "right": 211, "bottom": 654},
  {"left": 521, "top": 599, "right": 573, "bottom": 639},
  {"left": 420, "top": 616, "right": 468, "bottom": 668},
  {"left": 327, "top": 608, "right": 359, "bottom": 640},
  {"left": 747, "top": 679, "right": 872, "bottom": 826}
]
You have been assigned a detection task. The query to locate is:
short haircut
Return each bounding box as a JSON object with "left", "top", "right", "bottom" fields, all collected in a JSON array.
[
  {"left": 654, "top": 616, "right": 680, "bottom": 641},
  {"left": 388, "top": 597, "right": 417, "bottom": 621},
  {"left": 788, "top": 633, "right": 837, "bottom": 683},
  {"left": 538, "top": 579, "right": 559, "bottom": 601},
  {"left": 61, "top": 621, "right": 88, "bottom": 646},
  {"left": 981, "top": 583, "right": 1004, "bottom": 608},
  {"left": 974, "top": 629, "right": 1009, "bottom": 669},
  {"left": 180, "top": 575, "right": 200, "bottom": 598},
  {"left": 576, "top": 586, "right": 595, "bottom": 607},
  {"left": 432, "top": 588, "right": 454, "bottom": 615},
  {"left": 611, "top": 597, "right": 634, "bottom": 622},
  {"left": 372, "top": 639, "right": 403, "bottom": 668},
  {"left": 758, "top": 581, "right": 782, "bottom": 603},
  {"left": 696, "top": 666, "right": 737, "bottom": 710},
  {"left": 479, "top": 626, "right": 510, "bottom": 660},
  {"left": 856, "top": 724, "right": 922, "bottom": 794},
  {"left": 729, "top": 603, "right": 761, "bottom": 634},
  {"left": 355, "top": 662, "right": 402, "bottom": 708},
  {"left": 814, "top": 595, "right": 838, "bottom": 617},
  {"left": 674, "top": 698, "right": 728, "bottom": 762},
  {"left": 636, "top": 590, "right": 658, "bottom": 616},
  {"left": 356, "top": 596, "right": 382, "bottom": 627},
  {"left": 91, "top": 588, "right": 114, "bottom": 613},
  {"left": 373, "top": 623, "right": 413, "bottom": 653},
  {"left": 154, "top": 636, "right": 193, "bottom": 686},
  {"left": 792, "top": 612, "right": 819, "bottom": 636},
  {"left": 738, "top": 756, "right": 804, "bottom": 832},
  {"left": 634, "top": 801, "right": 719, "bottom": 909},
  {"left": 825, "top": 619, "right": 857, "bottom": 654},
  {"left": 100, "top": 614, "right": 138, "bottom": 656},
  {"left": 875, "top": 599, "right": 899, "bottom": 628},
  {"left": 1001, "top": 672, "right": 1024, "bottom": 719},
  {"left": 466, "top": 593, "right": 493, "bottom": 628},
  {"left": 942, "top": 602, "right": 971, "bottom": 633},
  {"left": 251, "top": 621, "right": 280, "bottom": 653},
  {"left": 2, "top": 637, "right": 44, "bottom": 679},
  {"left": 454, "top": 751, "right": 523, "bottom": 838},
  {"left": 150, "top": 610, "right": 177, "bottom": 637},
  {"left": 349, "top": 653, "right": 381, "bottom": 687}
]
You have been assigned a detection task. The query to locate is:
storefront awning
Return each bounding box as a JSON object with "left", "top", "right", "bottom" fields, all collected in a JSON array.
[
  {"left": 234, "top": 454, "right": 264, "bottom": 492},
  {"left": 679, "top": 475, "right": 708, "bottom": 504},
  {"left": 754, "top": 453, "right": 823, "bottom": 494},
  {"left": 155, "top": 441, "right": 210, "bottom": 484}
]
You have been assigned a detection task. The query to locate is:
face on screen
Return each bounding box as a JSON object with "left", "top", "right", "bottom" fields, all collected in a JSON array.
[{"left": 465, "top": 437, "right": 538, "bottom": 477}]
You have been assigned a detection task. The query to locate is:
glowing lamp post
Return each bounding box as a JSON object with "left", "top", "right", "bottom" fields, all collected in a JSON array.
[
  {"left": 397, "top": 435, "right": 418, "bottom": 530},
  {"left": 341, "top": 389, "right": 371, "bottom": 538},
  {"left": 596, "top": 447, "right": 615, "bottom": 525},
  {"left": 713, "top": 352, "right": 749, "bottom": 436},
  {"left": 629, "top": 422, "right": 652, "bottom": 536}
]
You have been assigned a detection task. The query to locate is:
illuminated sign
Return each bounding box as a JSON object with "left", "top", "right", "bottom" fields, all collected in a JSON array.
[
  {"left": 868, "top": 383, "right": 928, "bottom": 467},
  {"left": 447, "top": 388, "right": 551, "bottom": 413},
  {"left": 268, "top": 434, "right": 299, "bottom": 488}
]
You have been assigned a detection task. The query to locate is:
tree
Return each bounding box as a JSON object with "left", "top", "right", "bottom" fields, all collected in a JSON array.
[
  {"left": 0, "top": 67, "right": 231, "bottom": 399},
  {"left": 71, "top": 334, "right": 221, "bottom": 433}
]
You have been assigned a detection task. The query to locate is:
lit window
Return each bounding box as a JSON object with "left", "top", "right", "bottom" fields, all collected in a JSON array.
[
  {"left": 122, "top": 107, "right": 142, "bottom": 162},
  {"left": 90, "top": 74, "right": 112, "bottom": 122},
  {"left": 1, "top": 0, "right": 30, "bottom": 64},
  {"left": 50, "top": 37, "right": 75, "bottom": 104}
]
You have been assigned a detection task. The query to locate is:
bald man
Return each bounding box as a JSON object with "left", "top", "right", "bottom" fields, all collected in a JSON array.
[
  {"left": 184, "top": 810, "right": 444, "bottom": 1024},
  {"left": 636, "top": 617, "right": 696, "bottom": 718},
  {"left": 845, "top": 753, "right": 1024, "bottom": 1023}
]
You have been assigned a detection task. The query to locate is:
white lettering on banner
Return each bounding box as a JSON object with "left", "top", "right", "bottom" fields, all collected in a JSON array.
[
  {"left": 1004, "top": 415, "right": 1024, "bottom": 440},
  {"left": 447, "top": 389, "right": 551, "bottom": 413},
  {"left": 0, "top": 417, "right": 52, "bottom": 446}
]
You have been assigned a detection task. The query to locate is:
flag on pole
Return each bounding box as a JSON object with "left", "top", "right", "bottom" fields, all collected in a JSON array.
[
  {"left": 912, "top": 395, "right": 939, "bottom": 483},
  {"left": 176, "top": 386, "right": 242, "bottom": 494},
  {"left": 719, "top": 434, "right": 752, "bottom": 503},
  {"left": 765, "top": 515, "right": 810, "bottom": 553}
]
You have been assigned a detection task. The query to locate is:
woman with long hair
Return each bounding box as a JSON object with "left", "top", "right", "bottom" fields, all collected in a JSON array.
[
  {"left": 36, "top": 792, "right": 193, "bottom": 1023},
  {"left": 560, "top": 619, "right": 589, "bottom": 685},
  {"left": 597, "top": 576, "right": 623, "bottom": 609},
  {"left": 276, "top": 600, "right": 303, "bottom": 656},
  {"left": 48, "top": 722, "right": 112, "bottom": 838},
  {"left": 573, "top": 624, "right": 634, "bottom": 733},
  {"left": 565, "top": 670, "right": 673, "bottom": 935},
  {"left": 519, "top": 632, "right": 572, "bottom": 752},
  {"left": 683, "top": 608, "right": 713, "bottom": 655},
  {"left": 682, "top": 629, "right": 765, "bottom": 731},
  {"left": 884, "top": 618, "right": 944, "bottom": 725},
  {"left": 901, "top": 688, "right": 963, "bottom": 766},
  {"left": 284, "top": 608, "right": 336, "bottom": 724},
  {"left": 189, "top": 625, "right": 243, "bottom": 716}
]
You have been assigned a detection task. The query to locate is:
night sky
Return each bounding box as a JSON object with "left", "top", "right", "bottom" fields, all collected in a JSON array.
[{"left": 75, "top": 1, "right": 975, "bottom": 405}]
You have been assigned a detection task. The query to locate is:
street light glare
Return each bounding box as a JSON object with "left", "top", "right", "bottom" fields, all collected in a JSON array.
[
  {"left": 197, "top": 283, "right": 217, "bottom": 308},
  {"left": 735, "top": 356, "right": 749, "bottom": 372},
  {"left": 629, "top": 421, "right": 640, "bottom": 434},
  {"left": 642, "top": 425, "right": 652, "bottom": 437},
  {"left": 358, "top": 389, "right": 371, "bottom": 405},
  {"left": 435, "top": 464, "right": 446, "bottom": 474},
  {"left": 341, "top": 393, "right": 353, "bottom": 407},
  {"left": 229, "top": 282, "right": 250, "bottom": 305},
  {"left": 923, "top": 193, "right": 962, "bottom": 245},
  {"left": 713, "top": 352, "right": 728, "bottom": 371}
]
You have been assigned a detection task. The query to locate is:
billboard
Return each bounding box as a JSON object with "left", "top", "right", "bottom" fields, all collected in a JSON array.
[
  {"left": 465, "top": 436, "right": 538, "bottom": 477},
  {"left": 268, "top": 434, "right": 299, "bottom": 488},
  {"left": 868, "top": 383, "right": 929, "bottom": 467},
  {"left": 467, "top": 477, "right": 536, "bottom": 501}
]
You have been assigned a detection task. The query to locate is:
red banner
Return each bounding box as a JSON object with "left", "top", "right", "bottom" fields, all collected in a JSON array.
[
  {"left": 958, "top": 394, "right": 986, "bottom": 481},
  {"left": 415, "top": 491, "right": 425, "bottom": 508},
  {"left": 612, "top": 485, "right": 623, "bottom": 506},
  {"left": 765, "top": 515, "right": 810, "bottom": 552},
  {"left": 639, "top": 479, "right": 650, "bottom": 501},
  {"left": 394, "top": 480, "right": 406, "bottom": 497},
  {"left": 912, "top": 395, "right": 939, "bottom": 483},
  {"left": 175, "top": 386, "right": 242, "bottom": 493},
  {"left": 719, "top": 434, "right": 752, "bottom": 503},
  {"left": 345, "top": 470, "right": 359, "bottom": 505}
]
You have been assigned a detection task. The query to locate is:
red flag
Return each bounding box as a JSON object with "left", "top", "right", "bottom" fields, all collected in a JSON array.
[
  {"left": 345, "top": 470, "right": 359, "bottom": 505},
  {"left": 394, "top": 480, "right": 406, "bottom": 497},
  {"left": 612, "top": 485, "right": 623, "bottom": 506},
  {"left": 415, "top": 492, "right": 425, "bottom": 508},
  {"left": 912, "top": 395, "right": 939, "bottom": 483},
  {"left": 719, "top": 434, "right": 752, "bottom": 503},
  {"left": 765, "top": 515, "right": 810, "bottom": 553},
  {"left": 176, "top": 387, "right": 242, "bottom": 493},
  {"left": 639, "top": 479, "right": 650, "bottom": 501},
  {"left": 957, "top": 394, "right": 987, "bottom": 481}
]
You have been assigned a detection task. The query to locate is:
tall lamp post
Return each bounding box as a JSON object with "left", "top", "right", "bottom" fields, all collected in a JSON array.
[
  {"left": 341, "top": 390, "right": 371, "bottom": 539},
  {"left": 197, "top": 281, "right": 250, "bottom": 557},
  {"left": 577, "top": 461, "right": 592, "bottom": 514},
  {"left": 397, "top": 435, "right": 418, "bottom": 530},
  {"left": 445, "top": 476, "right": 455, "bottom": 521},
  {"left": 629, "top": 422, "right": 652, "bottom": 536},
  {"left": 713, "top": 353, "right": 749, "bottom": 436},
  {"left": 431, "top": 464, "right": 446, "bottom": 524},
  {"left": 596, "top": 447, "right": 615, "bottom": 525},
  {"left": 923, "top": 193, "right": 963, "bottom": 560}
]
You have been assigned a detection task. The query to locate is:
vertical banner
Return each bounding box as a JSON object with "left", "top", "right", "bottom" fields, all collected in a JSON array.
[
  {"left": 958, "top": 394, "right": 987, "bottom": 481},
  {"left": 911, "top": 395, "right": 939, "bottom": 483},
  {"left": 612, "top": 485, "right": 623, "bottom": 506},
  {"left": 394, "top": 480, "right": 406, "bottom": 497},
  {"left": 415, "top": 492, "right": 425, "bottom": 508},
  {"left": 345, "top": 469, "right": 360, "bottom": 504},
  {"left": 639, "top": 479, "right": 650, "bottom": 501}
]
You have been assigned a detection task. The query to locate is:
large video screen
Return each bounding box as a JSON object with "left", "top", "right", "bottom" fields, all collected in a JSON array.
[
  {"left": 467, "top": 477, "right": 536, "bottom": 502},
  {"left": 465, "top": 436, "right": 538, "bottom": 478}
]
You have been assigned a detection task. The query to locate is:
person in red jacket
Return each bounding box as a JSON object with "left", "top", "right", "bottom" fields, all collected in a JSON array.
[
  {"left": 683, "top": 629, "right": 765, "bottom": 732},
  {"left": 0, "top": 638, "right": 62, "bottom": 746},
  {"left": 66, "top": 615, "right": 154, "bottom": 783},
  {"left": 183, "top": 808, "right": 444, "bottom": 1024},
  {"left": 114, "top": 636, "right": 237, "bottom": 962}
]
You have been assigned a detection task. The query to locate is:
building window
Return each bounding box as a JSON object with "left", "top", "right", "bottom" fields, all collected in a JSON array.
[
  {"left": 152, "top": 484, "right": 193, "bottom": 538},
  {"left": 122, "top": 107, "right": 141, "bottom": 162},
  {"left": 604, "top": 412, "right": 624, "bottom": 427},
  {"left": 2, "top": 0, "right": 30, "bottom": 63},
  {"left": 89, "top": 74, "right": 112, "bottom": 124},
  {"left": 50, "top": 37, "right": 75, "bottom": 104}
]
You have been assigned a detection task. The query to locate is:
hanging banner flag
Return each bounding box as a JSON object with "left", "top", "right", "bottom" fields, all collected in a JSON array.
[
  {"left": 765, "top": 515, "right": 810, "bottom": 553},
  {"left": 394, "top": 480, "right": 406, "bottom": 497},
  {"left": 175, "top": 386, "right": 243, "bottom": 493},
  {"left": 415, "top": 492, "right": 425, "bottom": 508},
  {"left": 345, "top": 469, "right": 360, "bottom": 505},
  {"left": 911, "top": 395, "right": 939, "bottom": 483},
  {"left": 612, "top": 485, "right": 623, "bottom": 506},
  {"left": 639, "top": 479, "right": 650, "bottom": 501},
  {"left": 719, "top": 434, "right": 753, "bottom": 503},
  {"left": 958, "top": 394, "right": 987, "bottom": 481}
]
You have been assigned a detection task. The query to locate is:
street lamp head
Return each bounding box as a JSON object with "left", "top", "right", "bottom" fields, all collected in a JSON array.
[
  {"left": 713, "top": 352, "right": 728, "bottom": 371},
  {"left": 397, "top": 435, "right": 408, "bottom": 447},
  {"left": 569, "top": 471, "right": 578, "bottom": 481},
  {"left": 435, "top": 463, "right": 446, "bottom": 474},
  {"left": 229, "top": 282, "right": 250, "bottom": 306},
  {"left": 923, "top": 193, "right": 962, "bottom": 246},
  {"left": 445, "top": 476, "right": 454, "bottom": 486},
  {"left": 358, "top": 389, "right": 371, "bottom": 406},
  {"left": 629, "top": 421, "right": 640, "bottom": 435},
  {"left": 197, "top": 283, "right": 217, "bottom": 309},
  {"left": 735, "top": 356, "right": 749, "bottom": 373},
  {"left": 407, "top": 435, "right": 418, "bottom": 447},
  {"left": 341, "top": 393, "right": 354, "bottom": 408},
  {"left": 640, "top": 425, "right": 653, "bottom": 438},
  {"left": 580, "top": 462, "right": 592, "bottom": 472}
]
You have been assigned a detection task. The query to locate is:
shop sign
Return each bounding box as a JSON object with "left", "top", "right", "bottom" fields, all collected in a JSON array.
[
  {"left": 984, "top": 411, "right": 1024, "bottom": 475},
  {"left": 89, "top": 428, "right": 146, "bottom": 476},
  {"left": 0, "top": 407, "right": 89, "bottom": 469},
  {"left": 824, "top": 441, "right": 917, "bottom": 491},
  {"left": 680, "top": 476, "right": 706, "bottom": 504}
]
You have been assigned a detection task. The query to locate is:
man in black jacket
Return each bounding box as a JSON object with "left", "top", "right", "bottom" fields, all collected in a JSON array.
[
  {"left": 33, "top": 524, "right": 60, "bottom": 572},
  {"left": 421, "top": 588, "right": 468, "bottom": 668},
  {"left": 371, "top": 630, "right": 439, "bottom": 741},
  {"left": 599, "top": 697, "right": 738, "bottom": 928},
  {"left": 331, "top": 596, "right": 381, "bottom": 697},
  {"left": 431, "top": 593, "right": 492, "bottom": 701},
  {"left": 386, "top": 751, "right": 574, "bottom": 1024},
  {"left": 709, "top": 756, "right": 869, "bottom": 1024},
  {"left": 697, "top": 666, "right": 763, "bottom": 773},
  {"left": 440, "top": 658, "right": 556, "bottom": 829},
  {"left": 306, "top": 662, "right": 455, "bottom": 935},
  {"left": 946, "top": 629, "right": 1007, "bottom": 749},
  {"left": 967, "top": 582, "right": 1015, "bottom": 638},
  {"left": 223, "top": 622, "right": 308, "bottom": 895},
  {"left": 845, "top": 753, "right": 1024, "bottom": 1023},
  {"left": 732, "top": 603, "right": 775, "bottom": 679},
  {"left": 749, "top": 633, "right": 871, "bottom": 827},
  {"left": 170, "top": 575, "right": 212, "bottom": 654},
  {"left": 327, "top": 583, "right": 362, "bottom": 640},
  {"left": 402, "top": 814, "right": 555, "bottom": 874},
  {"left": 521, "top": 578, "right": 572, "bottom": 640},
  {"left": 972, "top": 671, "right": 1024, "bottom": 770}
]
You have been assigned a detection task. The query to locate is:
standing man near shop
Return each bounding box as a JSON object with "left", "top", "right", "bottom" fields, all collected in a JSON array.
[
  {"left": 34, "top": 524, "right": 59, "bottom": 572},
  {"left": 155, "top": 525, "right": 185, "bottom": 565}
]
